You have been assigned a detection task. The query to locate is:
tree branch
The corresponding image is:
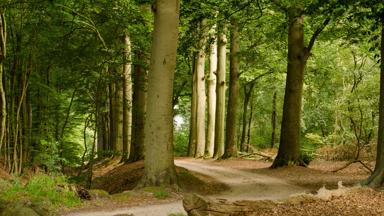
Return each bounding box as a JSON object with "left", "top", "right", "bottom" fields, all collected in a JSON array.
[{"left": 306, "top": 17, "right": 331, "bottom": 55}]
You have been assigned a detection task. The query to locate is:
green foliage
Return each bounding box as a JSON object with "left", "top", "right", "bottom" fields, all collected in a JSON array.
[
  {"left": 0, "top": 175, "right": 81, "bottom": 209},
  {"left": 174, "top": 119, "right": 190, "bottom": 156}
]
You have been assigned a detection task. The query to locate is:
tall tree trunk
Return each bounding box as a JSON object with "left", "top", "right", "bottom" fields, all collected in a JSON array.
[
  {"left": 206, "top": 25, "right": 217, "bottom": 158},
  {"left": 240, "top": 84, "right": 254, "bottom": 152},
  {"left": 214, "top": 23, "right": 227, "bottom": 159},
  {"left": 271, "top": 7, "right": 329, "bottom": 168},
  {"left": 246, "top": 94, "right": 254, "bottom": 152},
  {"left": 115, "top": 78, "right": 124, "bottom": 153},
  {"left": 271, "top": 9, "right": 305, "bottom": 168},
  {"left": 109, "top": 80, "right": 116, "bottom": 150},
  {"left": 271, "top": 91, "right": 277, "bottom": 148},
  {"left": 128, "top": 52, "right": 147, "bottom": 162},
  {"left": 364, "top": 13, "right": 384, "bottom": 187},
  {"left": 195, "top": 21, "right": 207, "bottom": 158},
  {"left": 0, "top": 11, "right": 6, "bottom": 153},
  {"left": 188, "top": 55, "right": 197, "bottom": 156},
  {"left": 224, "top": 18, "right": 239, "bottom": 158},
  {"left": 140, "top": 0, "right": 180, "bottom": 186},
  {"left": 122, "top": 35, "right": 132, "bottom": 159}
]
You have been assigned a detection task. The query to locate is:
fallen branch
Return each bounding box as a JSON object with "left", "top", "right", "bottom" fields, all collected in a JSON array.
[{"left": 332, "top": 160, "right": 373, "bottom": 174}]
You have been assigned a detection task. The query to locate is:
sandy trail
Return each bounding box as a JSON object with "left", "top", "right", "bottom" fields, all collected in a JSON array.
[
  {"left": 175, "top": 159, "right": 308, "bottom": 201},
  {"left": 65, "top": 159, "right": 308, "bottom": 216}
]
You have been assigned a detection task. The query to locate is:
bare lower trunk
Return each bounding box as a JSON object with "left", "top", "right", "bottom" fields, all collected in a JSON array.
[
  {"left": 129, "top": 52, "right": 147, "bottom": 162},
  {"left": 272, "top": 9, "right": 305, "bottom": 168},
  {"left": 206, "top": 25, "right": 217, "bottom": 158},
  {"left": 213, "top": 23, "right": 227, "bottom": 159},
  {"left": 246, "top": 95, "right": 254, "bottom": 151},
  {"left": 122, "top": 35, "right": 132, "bottom": 159},
  {"left": 115, "top": 78, "right": 124, "bottom": 152},
  {"left": 271, "top": 91, "right": 277, "bottom": 148},
  {"left": 0, "top": 12, "right": 6, "bottom": 153},
  {"left": 224, "top": 18, "right": 239, "bottom": 158},
  {"left": 140, "top": 0, "right": 180, "bottom": 186},
  {"left": 188, "top": 55, "right": 197, "bottom": 156},
  {"left": 195, "top": 21, "right": 207, "bottom": 158}
]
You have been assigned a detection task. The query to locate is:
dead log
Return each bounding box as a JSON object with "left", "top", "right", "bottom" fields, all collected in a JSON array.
[{"left": 183, "top": 193, "right": 276, "bottom": 216}]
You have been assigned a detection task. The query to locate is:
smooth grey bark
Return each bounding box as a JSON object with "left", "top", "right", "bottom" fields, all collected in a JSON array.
[
  {"left": 195, "top": 21, "right": 207, "bottom": 158},
  {"left": 214, "top": 23, "right": 227, "bottom": 159},
  {"left": 122, "top": 35, "right": 132, "bottom": 158},
  {"left": 140, "top": 0, "right": 180, "bottom": 186},
  {"left": 206, "top": 25, "right": 217, "bottom": 158}
]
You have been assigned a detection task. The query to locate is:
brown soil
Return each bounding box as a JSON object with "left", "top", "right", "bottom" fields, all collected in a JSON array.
[
  {"left": 91, "top": 160, "right": 228, "bottom": 195},
  {"left": 68, "top": 157, "right": 382, "bottom": 216}
]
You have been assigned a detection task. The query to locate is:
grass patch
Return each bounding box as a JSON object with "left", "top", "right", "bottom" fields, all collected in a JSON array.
[
  {"left": 143, "top": 186, "right": 169, "bottom": 199},
  {"left": 0, "top": 174, "right": 81, "bottom": 210},
  {"left": 111, "top": 192, "right": 133, "bottom": 202}
]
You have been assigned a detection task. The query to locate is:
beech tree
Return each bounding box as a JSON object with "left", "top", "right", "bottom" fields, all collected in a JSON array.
[
  {"left": 214, "top": 23, "right": 227, "bottom": 159},
  {"left": 271, "top": 0, "right": 333, "bottom": 167},
  {"left": 223, "top": 17, "right": 240, "bottom": 158},
  {"left": 140, "top": 0, "right": 180, "bottom": 186},
  {"left": 206, "top": 24, "right": 217, "bottom": 158}
]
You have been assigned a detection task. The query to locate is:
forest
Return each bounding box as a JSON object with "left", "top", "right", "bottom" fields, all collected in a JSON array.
[{"left": 0, "top": 0, "right": 384, "bottom": 215}]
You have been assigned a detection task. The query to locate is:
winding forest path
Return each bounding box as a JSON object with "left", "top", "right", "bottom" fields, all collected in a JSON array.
[
  {"left": 65, "top": 159, "right": 307, "bottom": 216},
  {"left": 175, "top": 159, "right": 307, "bottom": 201}
]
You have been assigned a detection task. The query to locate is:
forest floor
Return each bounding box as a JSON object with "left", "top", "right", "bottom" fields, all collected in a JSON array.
[{"left": 62, "top": 157, "right": 384, "bottom": 216}]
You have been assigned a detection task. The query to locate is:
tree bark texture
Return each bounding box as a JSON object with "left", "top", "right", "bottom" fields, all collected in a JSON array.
[
  {"left": 188, "top": 55, "right": 197, "bottom": 157},
  {"left": 206, "top": 25, "right": 217, "bottom": 158},
  {"left": 213, "top": 24, "right": 227, "bottom": 159},
  {"left": 0, "top": 12, "right": 6, "bottom": 153},
  {"left": 271, "top": 91, "right": 277, "bottom": 148},
  {"left": 122, "top": 35, "right": 132, "bottom": 158},
  {"left": 195, "top": 20, "right": 207, "bottom": 158},
  {"left": 140, "top": 0, "right": 180, "bottom": 186},
  {"left": 224, "top": 18, "right": 239, "bottom": 158},
  {"left": 272, "top": 9, "right": 305, "bottom": 168},
  {"left": 129, "top": 52, "right": 147, "bottom": 162}
]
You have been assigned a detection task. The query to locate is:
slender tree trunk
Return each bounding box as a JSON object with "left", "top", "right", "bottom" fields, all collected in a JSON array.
[
  {"left": 109, "top": 80, "right": 116, "bottom": 150},
  {"left": 271, "top": 9, "right": 306, "bottom": 168},
  {"left": 364, "top": 14, "right": 384, "bottom": 187},
  {"left": 115, "top": 78, "right": 124, "bottom": 153},
  {"left": 122, "top": 35, "right": 132, "bottom": 159},
  {"left": 0, "top": 12, "right": 6, "bottom": 154},
  {"left": 206, "top": 25, "right": 217, "bottom": 158},
  {"left": 246, "top": 94, "right": 254, "bottom": 151},
  {"left": 240, "top": 84, "right": 255, "bottom": 152},
  {"left": 224, "top": 18, "right": 240, "bottom": 158},
  {"left": 271, "top": 91, "right": 277, "bottom": 148},
  {"left": 214, "top": 23, "right": 227, "bottom": 159},
  {"left": 140, "top": 0, "right": 180, "bottom": 186},
  {"left": 128, "top": 52, "right": 147, "bottom": 162},
  {"left": 188, "top": 55, "right": 197, "bottom": 156},
  {"left": 195, "top": 21, "right": 207, "bottom": 158}
]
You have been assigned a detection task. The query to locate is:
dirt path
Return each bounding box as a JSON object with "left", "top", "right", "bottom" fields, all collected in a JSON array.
[
  {"left": 65, "top": 159, "right": 308, "bottom": 216},
  {"left": 175, "top": 159, "right": 308, "bottom": 201}
]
